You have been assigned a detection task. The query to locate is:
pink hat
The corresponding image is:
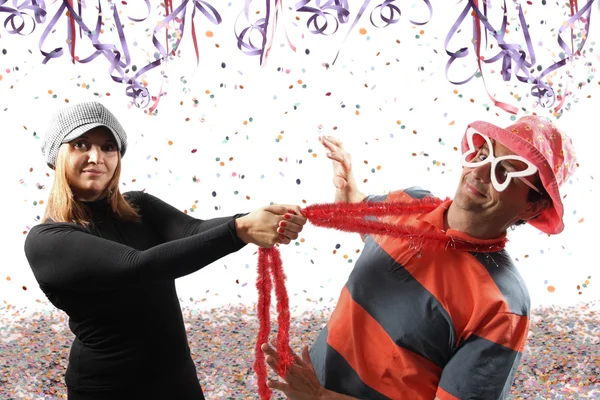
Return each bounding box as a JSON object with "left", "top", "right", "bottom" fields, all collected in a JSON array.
[{"left": 461, "top": 115, "right": 577, "bottom": 235}]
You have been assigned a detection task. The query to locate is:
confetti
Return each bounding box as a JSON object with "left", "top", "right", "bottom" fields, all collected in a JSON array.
[{"left": 1, "top": 303, "right": 597, "bottom": 398}]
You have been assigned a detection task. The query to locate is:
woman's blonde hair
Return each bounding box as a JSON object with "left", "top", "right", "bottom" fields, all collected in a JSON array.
[{"left": 42, "top": 143, "right": 140, "bottom": 226}]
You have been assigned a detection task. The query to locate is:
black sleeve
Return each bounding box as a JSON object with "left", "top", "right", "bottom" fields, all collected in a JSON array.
[
  {"left": 24, "top": 221, "right": 247, "bottom": 292},
  {"left": 125, "top": 191, "right": 248, "bottom": 242}
]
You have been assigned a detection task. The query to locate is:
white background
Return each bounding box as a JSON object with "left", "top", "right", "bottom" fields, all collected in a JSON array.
[{"left": 0, "top": 0, "right": 599, "bottom": 318}]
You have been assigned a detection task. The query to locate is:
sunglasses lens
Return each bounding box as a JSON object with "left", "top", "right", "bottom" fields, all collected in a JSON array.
[
  {"left": 494, "top": 161, "right": 533, "bottom": 186},
  {"left": 495, "top": 167, "right": 509, "bottom": 185}
]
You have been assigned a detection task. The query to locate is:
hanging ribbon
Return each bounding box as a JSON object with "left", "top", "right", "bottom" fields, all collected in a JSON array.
[
  {"left": 445, "top": 0, "right": 596, "bottom": 112},
  {"left": 295, "top": 0, "right": 432, "bottom": 64},
  {"left": 0, "top": 0, "right": 596, "bottom": 111},
  {"left": 254, "top": 197, "right": 507, "bottom": 399},
  {"left": 234, "top": 0, "right": 296, "bottom": 65},
  {"left": 66, "top": 0, "right": 75, "bottom": 63},
  {"left": 0, "top": 0, "right": 46, "bottom": 35}
]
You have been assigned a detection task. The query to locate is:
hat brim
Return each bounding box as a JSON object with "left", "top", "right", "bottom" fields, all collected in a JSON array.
[
  {"left": 463, "top": 121, "right": 564, "bottom": 235},
  {"left": 62, "top": 123, "right": 123, "bottom": 153}
]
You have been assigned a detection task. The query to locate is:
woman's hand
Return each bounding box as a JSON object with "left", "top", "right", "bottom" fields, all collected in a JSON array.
[
  {"left": 318, "top": 136, "right": 365, "bottom": 203},
  {"left": 235, "top": 204, "right": 306, "bottom": 247}
]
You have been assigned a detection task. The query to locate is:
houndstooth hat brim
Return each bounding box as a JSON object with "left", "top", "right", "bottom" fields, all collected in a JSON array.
[{"left": 42, "top": 101, "right": 128, "bottom": 169}]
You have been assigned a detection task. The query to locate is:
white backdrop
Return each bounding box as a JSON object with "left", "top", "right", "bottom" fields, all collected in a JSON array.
[{"left": 1, "top": 0, "right": 599, "bottom": 319}]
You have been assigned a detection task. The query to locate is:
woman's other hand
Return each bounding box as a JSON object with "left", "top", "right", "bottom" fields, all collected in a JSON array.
[{"left": 235, "top": 205, "right": 306, "bottom": 247}]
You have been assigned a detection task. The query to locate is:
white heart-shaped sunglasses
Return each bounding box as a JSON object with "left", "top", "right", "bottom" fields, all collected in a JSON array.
[{"left": 460, "top": 127, "right": 540, "bottom": 193}]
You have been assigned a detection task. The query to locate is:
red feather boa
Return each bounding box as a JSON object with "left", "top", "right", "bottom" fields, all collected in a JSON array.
[{"left": 253, "top": 198, "right": 507, "bottom": 398}]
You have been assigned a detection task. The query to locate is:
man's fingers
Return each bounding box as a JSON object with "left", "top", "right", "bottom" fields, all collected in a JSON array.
[
  {"left": 320, "top": 139, "right": 338, "bottom": 154},
  {"left": 262, "top": 342, "right": 276, "bottom": 357},
  {"left": 324, "top": 136, "right": 343, "bottom": 147},
  {"left": 326, "top": 150, "right": 346, "bottom": 164},
  {"left": 267, "top": 379, "right": 288, "bottom": 390},
  {"left": 301, "top": 346, "right": 313, "bottom": 367},
  {"left": 333, "top": 177, "right": 348, "bottom": 189},
  {"left": 292, "top": 349, "right": 304, "bottom": 365}
]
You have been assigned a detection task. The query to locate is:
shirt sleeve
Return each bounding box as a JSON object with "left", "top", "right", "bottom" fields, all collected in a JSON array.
[
  {"left": 436, "top": 312, "right": 529, "bottom": 400},
  {"left": 126, "top": 191, "right": 248, "bottom": 241},
  {"left": 24, "top": 219, "right": 247, "bottom": 292}
]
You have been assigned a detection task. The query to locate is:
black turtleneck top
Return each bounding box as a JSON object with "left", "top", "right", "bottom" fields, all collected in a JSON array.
[{"left": 24, "top": 191, "right": 248, "bottom": 397}]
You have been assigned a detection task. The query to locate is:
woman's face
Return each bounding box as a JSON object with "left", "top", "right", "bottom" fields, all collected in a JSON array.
[{"left": 64, "top": 127, "right": 119, "bottom": 201}]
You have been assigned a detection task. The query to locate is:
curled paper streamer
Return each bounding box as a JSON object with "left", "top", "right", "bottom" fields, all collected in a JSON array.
[
  {"left": 445, "top": 0, "right": 595, "bottom": 113},
  {"left": 296, "top": 0, "right": 432, "bottom": 63},
  {"left": 0, "top": 0, "right": 595, "bottom": 112},
  {"left": 234, "top": 0, "right": 296, "bottom": 65}
]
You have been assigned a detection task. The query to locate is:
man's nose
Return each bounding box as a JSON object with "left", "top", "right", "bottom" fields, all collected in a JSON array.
[{"left": 471, "top": 162, "right": 491, "bottom": 183}]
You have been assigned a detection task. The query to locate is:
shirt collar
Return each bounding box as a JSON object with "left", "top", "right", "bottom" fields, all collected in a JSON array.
[{"left": 416, "top": 199, "right": 507, "bottom": 247}]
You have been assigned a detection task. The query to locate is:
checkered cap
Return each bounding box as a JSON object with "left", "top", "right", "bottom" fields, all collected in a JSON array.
[{"left": 42, "top": 101, "right": 127, "bottom": 168}]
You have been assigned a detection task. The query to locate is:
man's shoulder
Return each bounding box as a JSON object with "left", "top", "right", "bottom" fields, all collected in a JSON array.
[
  {"left": 366, "top": 186, "right": 435, "bottom": 203},
  {"left": 402, "top": 186, "right": 435, "bottom": 200},
  {"left": 470, "top": 251, "right": 531, "bottom": 316}
]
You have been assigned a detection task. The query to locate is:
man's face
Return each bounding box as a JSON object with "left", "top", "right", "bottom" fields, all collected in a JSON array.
[{"left": 454, "top": 137, "right": 538, "bottom": 227}]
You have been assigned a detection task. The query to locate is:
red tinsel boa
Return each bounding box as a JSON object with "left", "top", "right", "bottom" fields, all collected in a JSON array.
[{"left": 253, "top": 198, "right": 507, "bottom": 398}]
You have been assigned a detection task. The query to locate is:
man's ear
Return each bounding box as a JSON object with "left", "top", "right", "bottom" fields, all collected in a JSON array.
[{"left": 522, "top": 198, "right": 551, "bottom": 221}]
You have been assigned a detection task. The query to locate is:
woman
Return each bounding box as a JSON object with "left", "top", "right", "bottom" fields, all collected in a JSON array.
[{"left": 24, "top": 101, "right": 306, "bottom": 400}]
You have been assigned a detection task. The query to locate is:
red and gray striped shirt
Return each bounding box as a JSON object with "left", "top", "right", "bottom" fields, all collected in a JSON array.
[{"left": 309, "top": 187, "right": 530, "bottom": 400}]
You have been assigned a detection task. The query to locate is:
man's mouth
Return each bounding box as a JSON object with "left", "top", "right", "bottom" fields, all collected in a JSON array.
[{"left": 465, "top": 181, "right": 486, "bottom": 197}]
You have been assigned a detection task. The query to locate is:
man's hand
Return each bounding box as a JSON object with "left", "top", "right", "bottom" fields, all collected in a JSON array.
[
  {"left": 235, "top": 204, "right": 306, "bottom": 247},
  {"left": 318, "top": 136, "right": 365, "bottom": 203},
  {"left": 262, "top": 342, "right": 324, "bottom": 400}
]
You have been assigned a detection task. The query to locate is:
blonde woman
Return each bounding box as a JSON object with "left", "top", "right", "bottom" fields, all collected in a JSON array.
[{"left": 24, "top": 101, "right": 306, "bottom": 400}]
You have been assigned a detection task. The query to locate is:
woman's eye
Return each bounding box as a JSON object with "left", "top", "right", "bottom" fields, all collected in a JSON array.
[
  {"left": 73, "top": 141, "right": 88, "bottom": 149},
  {"left": 103, "top": 144, "right": 117, "bottom": 152}
]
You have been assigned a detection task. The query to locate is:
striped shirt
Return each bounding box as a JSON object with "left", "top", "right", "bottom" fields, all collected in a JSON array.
[{"left": 310, "top": 187, "right": 530, "bottom": 400}]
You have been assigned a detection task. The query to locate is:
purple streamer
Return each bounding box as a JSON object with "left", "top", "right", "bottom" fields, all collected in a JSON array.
[
  {"left": 407, "top": 0, "right": 432, "bottom": 26},
  {"left": 128, "top": 0, "right": 151, "bottom": 23},
  {"left": 296, "top": 0, "right": 432, "bottom": 64},
  {"left": 234, "top": 0, "right": 270, "bottom": 63},
  {"left": 445, "top": 0, "right": 596, "bottom": 109},
  {"left": 369, "top": 0, "right": 401, "bottom": 28},
  {"left": 1, "top": 0, "right": 47, "bottom": 35},
  {"left": 295, "top": 0, "right": 350, "bottom": 35},
  {"left": 1, "top": 0, "right": 596, "bottom": 112},
  {"left": 38, "top": 0, "right": 222, "bottom": 107}
]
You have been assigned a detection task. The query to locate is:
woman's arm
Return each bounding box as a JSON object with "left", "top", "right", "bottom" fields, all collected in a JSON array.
[
  {"left": 25, "top": 221, "right": 246, "bottom": 292},
  {"left": 126, "top": 191, "right": 247, "bottom": 241}
]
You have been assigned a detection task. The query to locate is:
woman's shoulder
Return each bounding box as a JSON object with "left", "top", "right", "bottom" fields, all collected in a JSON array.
[
  {"left": 122, "top": 190, "right": 145, "bottom": 203},
  {"left": 24, "top": 221, "right": 89, "bottom": 258},
  {"left": 27, "top": 221, "right": 88, "bottom": 237}
]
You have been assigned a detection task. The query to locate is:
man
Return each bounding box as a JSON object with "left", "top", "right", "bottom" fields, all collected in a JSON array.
[{"left": 261, "top": 115, "right": 577, "bottom": 399}]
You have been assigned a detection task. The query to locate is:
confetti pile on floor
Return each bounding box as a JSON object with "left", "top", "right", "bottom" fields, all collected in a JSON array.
[{"left": 1, "top": 303, "right": 598, "bottom": 399}]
